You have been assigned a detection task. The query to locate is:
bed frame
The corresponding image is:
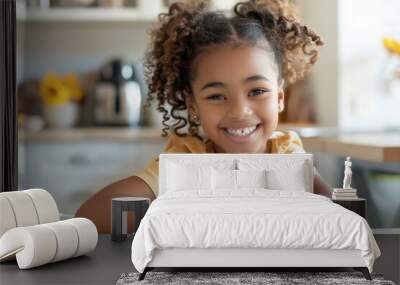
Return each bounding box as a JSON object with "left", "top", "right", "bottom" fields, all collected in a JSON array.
[
  {"left": 138, "top": 248, "right": 371, "bottom": 281},
  {"left": 137, "top": 154, "right": 372, "bottom": 281}
]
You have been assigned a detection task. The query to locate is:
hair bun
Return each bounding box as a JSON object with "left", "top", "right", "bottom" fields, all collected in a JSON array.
[
  {"left": 234, "top": 0, "right": 324, "bottom": 86},
  {"left": 234, "top": 2, "right": 278, "bottom": 30}
]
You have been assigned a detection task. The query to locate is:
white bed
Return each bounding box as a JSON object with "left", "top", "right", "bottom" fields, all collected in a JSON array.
[{"left": 131, "top": 154, "right": 381, "bottom": 281}]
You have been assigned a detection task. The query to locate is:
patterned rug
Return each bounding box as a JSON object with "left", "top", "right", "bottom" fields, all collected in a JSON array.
[{"left": 116, "top": 271, "right": 396, "bottom": 285}]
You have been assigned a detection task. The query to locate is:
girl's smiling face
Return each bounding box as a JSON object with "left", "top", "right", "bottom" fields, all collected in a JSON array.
[{"left": 187, "top": 44, "right": 284, "bottom": 153}]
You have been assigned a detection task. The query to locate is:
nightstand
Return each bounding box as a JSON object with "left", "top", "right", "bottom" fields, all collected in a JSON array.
[
  {"left": 111, "top": 197, "right": 150, "bottom": 242},
  {"left": 332, "top": 198, "right": 366, "bottom": 218}
]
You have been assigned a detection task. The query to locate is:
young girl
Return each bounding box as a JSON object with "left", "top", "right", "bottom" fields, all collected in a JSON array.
[{"left": 76, "top": 0, "right": 332, "bottom": 233}]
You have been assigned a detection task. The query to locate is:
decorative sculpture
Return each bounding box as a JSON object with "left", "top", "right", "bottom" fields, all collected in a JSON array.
[{"left": 343, "top": 156, "right": 353, "bottom": 189}]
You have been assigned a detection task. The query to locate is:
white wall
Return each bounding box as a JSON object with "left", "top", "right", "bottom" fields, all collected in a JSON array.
[
  {"left": 297, "top": 0, "right": 339, "bottom": 127},
  {"left": 299, "top": 0, "right": 400, "bottom": 129},
  {"left": 338, "top": 0, "right": 400, "bottom": 129},
  {"left": 22, "top": 21, "right": 153, "bottom": 81}
]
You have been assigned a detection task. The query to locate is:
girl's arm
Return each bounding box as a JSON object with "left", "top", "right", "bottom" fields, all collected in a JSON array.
[
  {"left": 313, "top": 168, "right": 333, "bottom": 198},
  {"left": 75, "top": 176, "right": 156, "bottom": 234}
]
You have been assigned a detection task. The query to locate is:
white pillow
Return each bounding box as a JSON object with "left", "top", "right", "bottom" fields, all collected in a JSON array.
[
  {"left": 211, "top": 168, "right": 268, "bottom": 190},
  {"left": 236, "top": 169, "right": 268, "bottom": 189},
  {"left": 266, "top": 161, "right": 308, "bottom": 192},
  {"left": 167, "top": 162, "right": 212, "bottom": 192},
  {"left": 212, "top": 168, "right": 237, "bottom": 190}
]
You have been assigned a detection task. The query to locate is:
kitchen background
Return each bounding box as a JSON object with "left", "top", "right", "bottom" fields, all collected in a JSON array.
[
  {"left": 14, "top": 1, "right": 400, "bottom": 281},
  {"left": 15, "top": 0, "right": 399, "bottom": 224}
]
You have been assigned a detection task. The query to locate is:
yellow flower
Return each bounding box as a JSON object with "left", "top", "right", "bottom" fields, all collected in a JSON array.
[
  {"left": 39, "top": 72, "right": 70, "bottom": 106},
  {"left": 63, "top": 73, "right": 84, "bottom": 102},
  {"left": 383, "top": 37, "right": 400, "bottom": 55}
]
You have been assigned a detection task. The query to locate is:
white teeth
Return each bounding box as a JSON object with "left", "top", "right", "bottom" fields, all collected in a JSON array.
[{"left": 226, "top": 125, "right": 257, "bottom": 136}]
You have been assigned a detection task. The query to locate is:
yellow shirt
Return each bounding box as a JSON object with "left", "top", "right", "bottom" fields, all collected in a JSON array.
[{"left": 133, "top": 130, "right": 305, "bottom": 197}]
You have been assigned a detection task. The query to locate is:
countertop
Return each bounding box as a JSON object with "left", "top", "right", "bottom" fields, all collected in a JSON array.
[
  {"left": 17, "top": 123, "right": 322, "bottom": 142},
  {"left": 302, "top": 132, "right": 400, "bottom": 162},
  {"left": 18, "top": 125, "right": 400, "bottom": 162}
]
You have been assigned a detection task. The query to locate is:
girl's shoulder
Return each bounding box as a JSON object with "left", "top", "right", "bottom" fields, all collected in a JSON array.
[
  {"left": 268, "top": 130, "right": 306, "bottom": 154},
  {"left": 159, "top": 130, "right": 305, "bottom": 154},
  {"left": 162, "top": 132, "right": 208, "bottom": 154}
]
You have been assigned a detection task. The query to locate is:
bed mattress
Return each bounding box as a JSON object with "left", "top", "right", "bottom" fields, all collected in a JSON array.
[{"left": 131, "top": 190, "right": 381, "bottom": 273}]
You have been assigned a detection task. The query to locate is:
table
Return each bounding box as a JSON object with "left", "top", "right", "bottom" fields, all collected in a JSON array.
[
  {"left": 302, "top": 131, "right": 400, "bottom": 229},
  {"left": 302, "top": 133, "right": 400, "bottom": 162},
  {"left": 1, "top": 233, "right": 397, "bottom": 284},
  {"left": 0, "top": 235, "right": 134, "bottom": 285}
]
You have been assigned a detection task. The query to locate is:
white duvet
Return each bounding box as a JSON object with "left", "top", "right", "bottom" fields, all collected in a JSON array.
[{"left": 131, "top": 189, "right": 381, "bottom": 273}]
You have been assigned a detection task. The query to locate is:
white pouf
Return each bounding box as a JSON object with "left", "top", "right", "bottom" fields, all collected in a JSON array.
[
  {"left": 0, "top": 218, "right": 97, "bottom": 269},
  {"left": 0, "top": 189, "right": 98, "bottom": 269}
]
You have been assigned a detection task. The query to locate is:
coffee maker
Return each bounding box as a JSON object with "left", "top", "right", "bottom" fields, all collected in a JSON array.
[{"left": 93, "top": 58, "right": 142, "bottom": 126}]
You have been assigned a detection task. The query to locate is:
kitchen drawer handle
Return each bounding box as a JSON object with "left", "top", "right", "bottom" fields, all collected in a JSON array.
[{"left": 68, "top": 155, "right": 92, "bottom": 165}]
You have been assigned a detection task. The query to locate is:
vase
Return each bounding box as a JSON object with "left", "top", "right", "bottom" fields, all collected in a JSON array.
[{"left": 43, "top": 102, "right": 79, "bottom": 128}]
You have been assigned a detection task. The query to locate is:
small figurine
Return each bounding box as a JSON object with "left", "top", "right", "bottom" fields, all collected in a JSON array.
[
  {"left": 332, "top": 157, "right": 358, "bottom": 199},
  {"left": 342, "top": 157, "right": 352, "bottom": 189}
]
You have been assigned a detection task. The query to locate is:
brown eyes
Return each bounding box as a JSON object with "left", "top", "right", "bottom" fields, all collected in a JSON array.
[
  {"left": 249, "top": 88, "right": 269, "bottom": 97},
  {"left": 207, "top": 94, "right": 224, "bottom": 100},
  {"left": 206, "top": 88, "right": 270, "bottom": 100}
]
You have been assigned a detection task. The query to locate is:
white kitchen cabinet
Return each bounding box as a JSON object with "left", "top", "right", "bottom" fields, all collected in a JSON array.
[{"left": 24, "top": 140, "right": 165, "bottom": 219}]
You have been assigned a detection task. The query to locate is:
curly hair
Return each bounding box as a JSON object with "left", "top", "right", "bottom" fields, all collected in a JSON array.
[{"left": 142, "top": 0, "right": 324, "bottom": 140}]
